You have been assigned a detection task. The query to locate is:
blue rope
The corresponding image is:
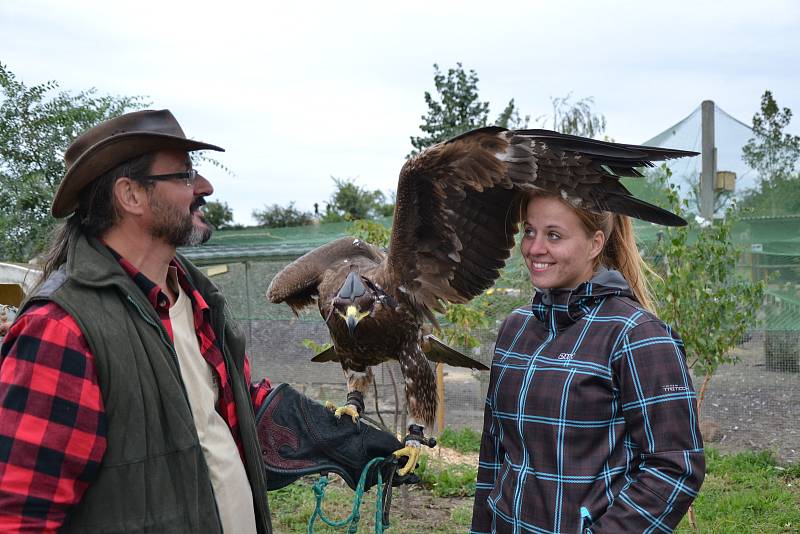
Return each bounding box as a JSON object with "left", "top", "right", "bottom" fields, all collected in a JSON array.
[{"left": 307, "top": 456, "right": 388, "bottom": 534}]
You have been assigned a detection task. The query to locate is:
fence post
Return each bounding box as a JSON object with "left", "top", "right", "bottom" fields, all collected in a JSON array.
[{"left": 436, "top": 362, "right": 445, "bottom": 433}]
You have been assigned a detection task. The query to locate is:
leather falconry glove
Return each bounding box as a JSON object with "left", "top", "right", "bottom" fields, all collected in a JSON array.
[{"left": 255, "top": 383, "right": 420, "bottom": 491}]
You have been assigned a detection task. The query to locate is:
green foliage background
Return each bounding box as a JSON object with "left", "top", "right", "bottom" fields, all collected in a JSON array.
[
  {"left": 0, "top": 62, "right": 145, "bottom": 261},
  {"left": 203, "top": 200, "right": 236, "bottom": 229},
  {"left": 252, "top": 201, "right": 314, "bottom": 228},
  {"left": 321, "top": 177, "right": 394, "bottom": 223}
]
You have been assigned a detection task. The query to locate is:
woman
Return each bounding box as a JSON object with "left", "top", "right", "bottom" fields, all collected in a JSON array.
[{"left": 471, "top": 193, "right": 705, "bottom": 534}]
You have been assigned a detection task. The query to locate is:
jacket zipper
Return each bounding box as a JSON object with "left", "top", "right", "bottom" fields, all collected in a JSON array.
[{"left": 579, "top": 505, "right": 592, "bottom": 533}]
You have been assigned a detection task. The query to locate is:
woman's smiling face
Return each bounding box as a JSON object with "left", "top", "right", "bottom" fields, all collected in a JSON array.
[{"left": 520, "top": 195, "right": 605, "bottom": 290}]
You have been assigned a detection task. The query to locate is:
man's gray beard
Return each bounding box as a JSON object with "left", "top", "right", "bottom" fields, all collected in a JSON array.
[
  {"left": 148, "top": 196, "right": 212, "bottom": 247},
  {"left": 183, "top": 224, "right": 212, "bottom": 246}
]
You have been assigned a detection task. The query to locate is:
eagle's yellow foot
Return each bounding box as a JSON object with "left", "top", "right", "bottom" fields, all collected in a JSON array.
[
  {"left": 393, "top": 440, "right": 422, "bottom": 476},
  {"left": 324, "top": 401, "right": 360, "bottom": 424}
]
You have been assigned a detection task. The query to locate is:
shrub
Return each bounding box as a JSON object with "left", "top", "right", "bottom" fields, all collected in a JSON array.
[{"left": 252, "top": 201, "right": 313, "bottom": 228}]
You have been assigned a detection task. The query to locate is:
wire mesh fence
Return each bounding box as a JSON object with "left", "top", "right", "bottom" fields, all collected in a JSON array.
[
  {"left": 166, "top": 214, "right": 800, "bottom": 463},
  {"left": 195, "top": 251, "right": 799, "bottom": 464}
]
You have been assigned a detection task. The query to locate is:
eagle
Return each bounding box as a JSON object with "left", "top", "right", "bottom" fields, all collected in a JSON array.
[{"left": 266, "top": 127, "right": 693, "bottom": 472}]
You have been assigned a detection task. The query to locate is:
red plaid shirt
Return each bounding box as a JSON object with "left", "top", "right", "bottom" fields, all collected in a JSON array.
[{"left": 0, "top": 250, "right": 271, "bottom": 533}]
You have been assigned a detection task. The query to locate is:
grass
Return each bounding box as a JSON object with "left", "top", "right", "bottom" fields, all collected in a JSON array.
[
  {"left": 268, "top": 475, "right": 473, "bottom": 533},
  {"left": 268, "top": 448, "right": 800, "bottom": 533},
  {"left": 437, "top": 426, "right": 482, "bottom": 454},
  {"left": 675, "top": 449, "right": 800, "bottom": 533},
  {"left": 416, "top": 454, "right": 478, "bottom": 497}
]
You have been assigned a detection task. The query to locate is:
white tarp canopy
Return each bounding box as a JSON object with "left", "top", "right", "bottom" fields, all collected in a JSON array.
[
  {"left": 0, "top": 262, "right": 40, "bottom": 293},
  {"left": 643, "top": 103, "right": 758, "bottom": 201}
]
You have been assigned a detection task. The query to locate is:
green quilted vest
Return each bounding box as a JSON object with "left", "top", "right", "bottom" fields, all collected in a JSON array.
[{"left": 21, "top": 229, "right": 271, "bottom": 533}]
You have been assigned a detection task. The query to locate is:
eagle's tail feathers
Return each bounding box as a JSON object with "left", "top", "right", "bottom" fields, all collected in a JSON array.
[{"left": 310, "top": 345, "right": 339, "bottom": 363}]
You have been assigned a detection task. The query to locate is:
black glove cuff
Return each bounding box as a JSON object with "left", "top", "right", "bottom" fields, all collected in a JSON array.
[{"left": 346, "top": 390, "right": 365, "bottom": 415}]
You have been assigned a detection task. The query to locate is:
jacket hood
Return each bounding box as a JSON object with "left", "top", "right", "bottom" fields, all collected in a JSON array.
[{"left": 531, "top": 267, "right": 636, "bottom": 330}]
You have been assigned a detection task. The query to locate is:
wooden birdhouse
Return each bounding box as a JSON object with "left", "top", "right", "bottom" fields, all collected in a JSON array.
[{"left": 714, "top": 170, "right": 736, "bottom": 192}]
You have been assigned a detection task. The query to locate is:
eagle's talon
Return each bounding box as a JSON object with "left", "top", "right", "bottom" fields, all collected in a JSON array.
[
  {"left": 332, "top": 403, "right": 360, "bottom": 424},
  {"left": 393, "top": 440, "right": 422, "bottom": 477}
]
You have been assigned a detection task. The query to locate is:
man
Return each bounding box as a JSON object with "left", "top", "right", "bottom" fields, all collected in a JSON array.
[{"left": 0, "top": 110, "right": 408, "bottom": 533}]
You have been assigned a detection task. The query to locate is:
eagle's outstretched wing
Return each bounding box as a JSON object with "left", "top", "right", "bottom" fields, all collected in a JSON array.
[
  {"left": 375, "top": 127, "right": 694, "bottom": 319},
  {"left": 266, "top": 236, "right": 385, "bottom": 313}
]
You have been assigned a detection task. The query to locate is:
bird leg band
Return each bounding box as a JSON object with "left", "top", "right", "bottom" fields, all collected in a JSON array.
[
  {"left": 346, "top": 390, "right": 365, "bottom": 415},
  {"left": 404, "top": 424, "right": 437, "bottom": 449}
]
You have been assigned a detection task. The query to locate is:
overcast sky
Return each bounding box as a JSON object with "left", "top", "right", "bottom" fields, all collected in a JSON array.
[{"left": 2, "top": 0, "right": 798, "bottom": 225}]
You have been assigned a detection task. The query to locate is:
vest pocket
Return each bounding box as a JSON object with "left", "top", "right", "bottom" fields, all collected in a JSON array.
[{"left": 64, "top": 445, "right": 220, "bottom": 533}]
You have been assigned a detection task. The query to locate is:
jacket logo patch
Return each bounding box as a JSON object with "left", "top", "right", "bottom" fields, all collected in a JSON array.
[
  {"left": 662, "top": 384, "right": 689, "bottom": 392},
  {"left": 557, "top": 352, "right": 574, "bottom": 360}
]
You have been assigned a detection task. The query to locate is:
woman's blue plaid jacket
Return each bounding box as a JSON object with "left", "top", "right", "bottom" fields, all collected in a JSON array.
[{"left": 471, "top": 269, "right": 705, "bottom": 534}]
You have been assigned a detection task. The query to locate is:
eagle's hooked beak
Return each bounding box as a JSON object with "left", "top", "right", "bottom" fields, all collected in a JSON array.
[
  {"left": 343, "top": 305, "right": 369, "bottom": 336},
  {"left": 345, "top": 306, "right": 359, "bottom": 336}
]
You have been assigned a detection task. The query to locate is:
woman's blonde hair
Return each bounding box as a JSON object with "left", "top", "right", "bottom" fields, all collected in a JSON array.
[{"left": 522, "top": 192, "right": 656, "bottom": 312}]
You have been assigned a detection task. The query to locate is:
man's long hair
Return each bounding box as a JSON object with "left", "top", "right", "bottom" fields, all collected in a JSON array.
[{"left": 35, "top": 153, "right": 156, "bottom": 290}]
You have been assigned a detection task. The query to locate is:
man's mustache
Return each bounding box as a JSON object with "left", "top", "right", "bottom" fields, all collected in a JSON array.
[{"left": 190, "top": 198, "right": 207, "bottom": 212}]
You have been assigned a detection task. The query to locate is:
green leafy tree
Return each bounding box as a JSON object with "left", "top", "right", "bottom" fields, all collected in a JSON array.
[
  {"left": 495, "top": 98, "right": 530, "bottom": 130},
  {"left": 203, "top": 200, "right": 235, "bottom": 229},
  {"left": 409, "top": 63, "right": 527, "bottom": 156},
  {"left": 739, "top": 176, "right": 800, "bottom": 216},
  {"left": 0, "top": 62, "right": 145, "bottom": 261},
  {"left": 742, "top": 90, "right": 800, "bottom": 184},
  {"left": 376, "top": 190, "right": 396, "bottom": 218},
  {"left": 546, "top": 93, "right": 606, "bottom": 138},
  {"left": 347, "top": 219, "right": 390, "bottom": 247},
  {"left": 440, "top": 303, "right": 490, "bottom": 350},
  {"left": 646, "top": 168, "right": 765, "bottom": 408},
  {"left": 252, "top": 201, "right": 313, "bottom": 228},
  {"left": 321, "top": 177, "right": 392, "bottom": 222},
  {"left": 739, "top": 90, "right": 800, "bottom": 216}
]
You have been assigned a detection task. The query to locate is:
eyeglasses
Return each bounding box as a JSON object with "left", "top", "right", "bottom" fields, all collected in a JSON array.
[{"left": 130, "top": 169, "right": 199, "bottom": 187}]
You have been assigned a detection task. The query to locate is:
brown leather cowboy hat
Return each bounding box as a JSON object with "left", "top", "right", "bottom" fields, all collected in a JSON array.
[{"left": 52, "top": 109, "right": 224, "bottom": 218}]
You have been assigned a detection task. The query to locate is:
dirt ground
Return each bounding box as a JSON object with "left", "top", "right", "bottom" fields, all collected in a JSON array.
[
  {"left": 439, "top": 333, "right": 800, "bottom": 465},
  {"left": 698, "top": 331, "right": 799, "bottom": 464},
  {"left": 374, "top": 447, "right": 478, "bottom": 533}
]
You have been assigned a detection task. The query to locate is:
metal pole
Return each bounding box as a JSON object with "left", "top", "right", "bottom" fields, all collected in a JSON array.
[{"left": 701, "top": 100, "right": 716, "bottom": 220}]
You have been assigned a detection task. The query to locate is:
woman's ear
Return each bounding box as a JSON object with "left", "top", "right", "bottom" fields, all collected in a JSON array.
[
  {"left": 588, "top": 229, "right": 605, "bottom": 261},
  {"left": 113, "top": 177, "right": 148, "bottom": 217}
]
